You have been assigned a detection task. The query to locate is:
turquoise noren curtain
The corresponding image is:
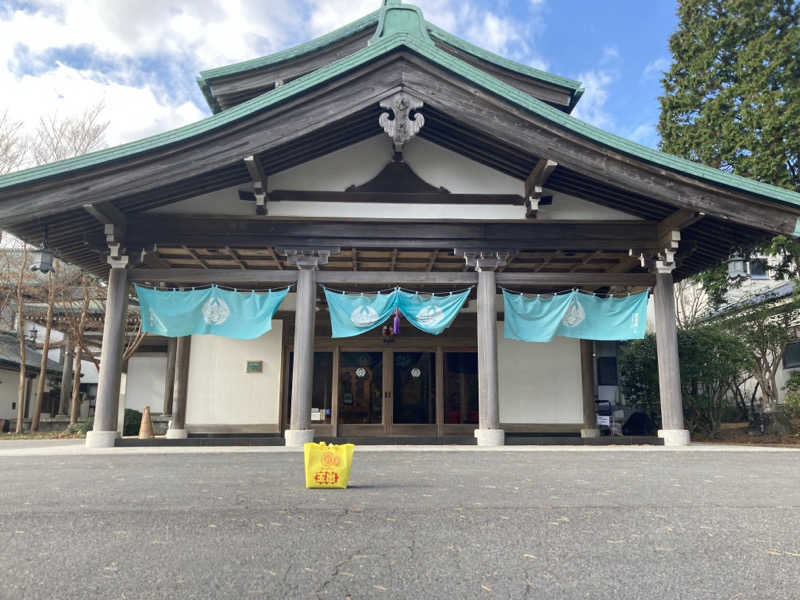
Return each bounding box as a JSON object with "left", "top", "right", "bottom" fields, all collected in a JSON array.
[
  {"left": 323, "top": 288, "right": 470, "bottom": 338},
  {"left": 136, "top": 285, "right": 288, "bottom": 339},
  {"left": 503, "top": 289, "right": 648, "bottom": 342}
]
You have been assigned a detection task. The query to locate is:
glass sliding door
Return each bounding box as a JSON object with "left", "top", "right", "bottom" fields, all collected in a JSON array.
[
  {"left": 393, "top": 352, "right": 436, "bottom": 424},
  {"left": 339, "top": 352, "right": 383, "bottom": 424},
  {"left": 286, "top": 352, "right": 334, "bottom": 424},
  {"left": 444, "top": 352, "right": 478, "bottom": 424}
]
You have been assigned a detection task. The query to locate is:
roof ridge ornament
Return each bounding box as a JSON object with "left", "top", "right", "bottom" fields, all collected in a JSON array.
[
  {"left": 379, "top": 92, "right": 425, "bottom": 153},
  {"left": 370, "top": 1, "right": 432, "bottom": 45}
]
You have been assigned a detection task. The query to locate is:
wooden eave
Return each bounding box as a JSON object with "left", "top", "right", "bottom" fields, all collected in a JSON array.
[{"left": 0, "top": 47, "right": 797, "bottom": 284}]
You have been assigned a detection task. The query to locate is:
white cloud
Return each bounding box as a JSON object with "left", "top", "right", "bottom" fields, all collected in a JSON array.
[
  {"left": 4, "top": 62, "right": 206, "bottom": 150},
  {"left": 626, "top": 123, "right": 659, "bottom": 148},
  {"left": 0, "top": 0, "right": 555, "bottom": 160},
  {"left": 0, "top": 1, "right": 306, "bottom": 152},
  {"left": 643, "top": 57, "right": 671, "bottom": 80},
  {"left": 571, "top": 69, "right": 615, "bottom": 129},
  {"left": 571, "top": 47, "right": 621, "bottom": 129}
]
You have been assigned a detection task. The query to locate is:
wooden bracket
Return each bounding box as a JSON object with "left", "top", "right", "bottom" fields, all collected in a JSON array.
[
  {"left": 280, "top": 247, "right": 341, "bottom": 270},
  {"left": 524, "top": 158, "right": 558, "bottom": 219},
  {"left": 83, "top": 201, "right": 127, "bottom": 244},
  {"left": 457, "top": 248, "right": 511, "bottom": 271},
  {"left": 244, "top": 155, "right": 268, "bottom": 215}
]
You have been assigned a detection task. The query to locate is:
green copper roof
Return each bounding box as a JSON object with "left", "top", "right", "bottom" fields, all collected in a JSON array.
[
  {"left": 199, "top": 10, "right": 380, "bottom": 81},
  {"left": 2, "top": 26, "right": 800, "bottom": 216},
  {"left": 370, "top": 1, "right": 432, "bottom": 44},
  {"left": 196, "top": 1, "right": 582, "bottom": 113},
  {"left": 425, "top": 23, "right": 584, "bottom": 111}
]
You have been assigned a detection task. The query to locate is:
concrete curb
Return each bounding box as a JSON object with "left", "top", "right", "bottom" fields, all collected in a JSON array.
[{"left": 0, "top": 441, "right": 799, "bottom": 457}]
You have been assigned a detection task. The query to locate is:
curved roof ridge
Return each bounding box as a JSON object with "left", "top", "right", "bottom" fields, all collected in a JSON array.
[
  {"left": 424, "top": 21, "right": 584, "bottom": 109},
  {"left": 198, "top": 10, "right": 380, "bottom": 82}
]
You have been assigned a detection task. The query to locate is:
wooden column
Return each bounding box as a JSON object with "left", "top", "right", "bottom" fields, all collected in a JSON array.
[
  {"left": 167, "top": 336, "right": 191, "bottom": 438},
  {"left": 285, "top": 249, "right": 332, "bottom": 446},
  {"left": 466, "top": 250, "right": 508, "bottom": 446},
  {"left": 477, "top": 269, "right": 500, "bottom": 431},
  {"left": 162, "top": 338, "right": 177, "bottom": 415},
  {"left": 58, "top": 335, "right": 73, "bottom": 416},
  {"left": 580, "top": 340, "right": 600, "bottom": 438},
  {"left": 653, "top": 263, "right": 690, "bottom": 446},
  {"left": 85, "top": 260, "right": 128, "bottom": 447}
]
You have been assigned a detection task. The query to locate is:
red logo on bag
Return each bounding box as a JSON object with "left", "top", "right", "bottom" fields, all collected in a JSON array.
[
  {"left": 314, "top": 471, "right": 340, "bottom": 485},
  {"left": 321, "top": 453, "right": 341, "bottom": 467}
]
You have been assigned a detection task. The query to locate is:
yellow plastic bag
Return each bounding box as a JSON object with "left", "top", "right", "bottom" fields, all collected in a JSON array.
[{"left": 304, "top": 442, "right": 355, "bottom": 489}]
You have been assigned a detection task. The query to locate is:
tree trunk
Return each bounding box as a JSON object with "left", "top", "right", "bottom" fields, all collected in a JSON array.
[
  {"left": 70, "top": 279, "right": 90, "bottom": 426},
  {"left": 31, "top": 271, "right": 55, "bottom": 431},
  {"left": 14, "top": 246, "right": 28, "bottom": 434},
  {"left": 69, "top": 344, "right": 82, "bottom": 426}
]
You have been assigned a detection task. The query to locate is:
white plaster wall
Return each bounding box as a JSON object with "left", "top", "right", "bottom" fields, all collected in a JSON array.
[
  {"left": 498, "top": 328, "right": 583, "bottom": 424},
  {"left": 185, "top": 321, "right": 283, "bottom": 426},
  {"left": 125, "top": 353, "right": 167, "bottom": 413},
  {"left": 150, "top": 135, "right": 640, "bottom": 221},
  {"left": 0, "top": 368, "right": 20, "bottom": 420}
]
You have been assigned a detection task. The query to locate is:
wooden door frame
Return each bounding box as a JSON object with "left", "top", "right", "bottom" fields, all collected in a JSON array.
[{"left": 282, "top": 337, "right": 478, "bottom": 438}]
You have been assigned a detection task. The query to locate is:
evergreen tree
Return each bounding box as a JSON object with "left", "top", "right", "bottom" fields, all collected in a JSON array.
[{"left": 658, "top": 0, "right": 800, "bottom": 192}]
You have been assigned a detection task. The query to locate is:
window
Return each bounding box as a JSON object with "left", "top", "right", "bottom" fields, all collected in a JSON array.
[
  {"left": 597, "top": 357, "right": 618, "bottom": 386},
  {"left": 287, "top": 352, "right": 334, "bottom": 424},
  {"left": 748, "top": 259, "right": 768, "bottom": 279},
  {"left": 783, "top": 342, "right": 800, "bottom": 369},
  {"left": 727, "top": 258, "right": 747, "bottom": 277}
]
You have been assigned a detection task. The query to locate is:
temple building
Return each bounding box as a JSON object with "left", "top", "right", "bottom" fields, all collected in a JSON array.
[{"left": 2, "top": 0, "right": 799, "bottom": 447}]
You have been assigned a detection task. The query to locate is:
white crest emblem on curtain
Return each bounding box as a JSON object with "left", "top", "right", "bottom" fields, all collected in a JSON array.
[
  {"left": 202, "top": 297, "right": 231, "bottom": 325},
  {"left": 561, "top": 297, "right": 586, "bottom": 328},
  {"left": 416, "top": 305, "right": 445, "bottom": 328},
  {"left": 351, "top": 305, "right": 380, "bottom": 328}
]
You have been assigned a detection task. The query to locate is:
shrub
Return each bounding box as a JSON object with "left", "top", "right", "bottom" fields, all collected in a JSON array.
[
  {"left": 783, "top": 372, "right": 800, "bottom": 420},
  {"left": 123, "top": 409, "right": 142, "bottom": 436},
  {"left": 619, "top": 326, "right": 751, "bottom": 436}
]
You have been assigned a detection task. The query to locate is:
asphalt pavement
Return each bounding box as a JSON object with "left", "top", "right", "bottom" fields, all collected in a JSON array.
[{"left": 1, "top": 449, "right": 799, "bottom": 599}]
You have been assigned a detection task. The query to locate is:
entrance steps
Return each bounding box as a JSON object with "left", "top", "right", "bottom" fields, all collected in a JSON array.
[{"left": 115, "top": 434, "right": 663, "bottom": 447}]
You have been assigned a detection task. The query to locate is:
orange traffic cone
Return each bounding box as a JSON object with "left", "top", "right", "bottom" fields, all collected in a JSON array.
[{"left": 138, "top": 406, "right": 155, "bottom": 439}]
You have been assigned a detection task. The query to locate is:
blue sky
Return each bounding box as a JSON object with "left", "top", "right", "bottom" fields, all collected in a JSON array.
[{"left": 0, "top": 0, "right": 679, "bottom": 155}]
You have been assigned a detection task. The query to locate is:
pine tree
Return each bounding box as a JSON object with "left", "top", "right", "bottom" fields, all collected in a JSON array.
[{"left": 658, "top": 0, "right": 800, "bottom": 192}]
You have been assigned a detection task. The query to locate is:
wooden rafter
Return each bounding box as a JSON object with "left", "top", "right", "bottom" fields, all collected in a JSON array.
[
  {"left": 182, "top": 245, "right": 208, "bottom": 269},
  {"left": 267, "top": 247, "right": 283, "bottom": 270},
  {"left": 224, "top": 246, "right": 246, "bottom": 270}
]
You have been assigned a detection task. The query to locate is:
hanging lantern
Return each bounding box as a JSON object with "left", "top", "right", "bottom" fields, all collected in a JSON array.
[{"left": 30, "top": 225, "right": 55, "bottom": 274}]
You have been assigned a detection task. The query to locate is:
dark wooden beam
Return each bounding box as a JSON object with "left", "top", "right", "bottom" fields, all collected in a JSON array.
[
  {"left": 127, "top": 268, "right": 655, "bottom": 287},
  {"left": 269, "top": 189, "right": 525, "bottom": 205},
  {"left": 121, "top": 216, "right": 661, "bottom": 251},
  {"left": 658, "top": 208, "right": 705, "bottom": 240},
  {"left": 82, "top": 201, "right": 126, "bottom": 242}
]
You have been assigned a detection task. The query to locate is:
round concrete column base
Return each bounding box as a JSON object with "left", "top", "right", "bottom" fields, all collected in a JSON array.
[
  {"left": 580, "top": 428, "right": 601, "bottom": 439},
  {"left": 166, "top": 428, "right": 188, "bottom": 439},
  {"left": 85, "top": 430, "right": 119, "bottom": 448},
  {"left": 474, "top": 428, "right": 505, "bottom": 446},
  {"left": 285, "top": 429, "right": 314, "bottom": 446},
  {"left": 658, "top": 429, "right": 691, "bottom": 446}
]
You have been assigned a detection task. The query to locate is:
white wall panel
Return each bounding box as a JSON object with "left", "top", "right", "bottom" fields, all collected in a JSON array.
[
  {"left": 185, "top": 321, "right": 283, "bottom": 426},
  {"left": 498, "top": 329, "right": 583, "bottom": 424}
]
